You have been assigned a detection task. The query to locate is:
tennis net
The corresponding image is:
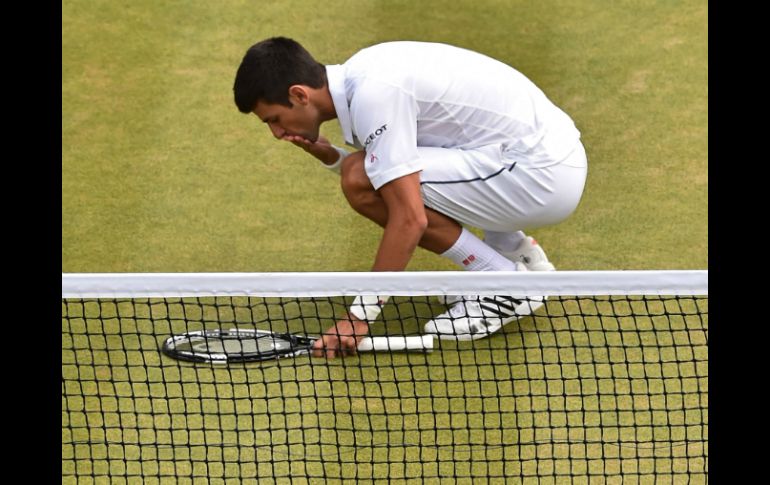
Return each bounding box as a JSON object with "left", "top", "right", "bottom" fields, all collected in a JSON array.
[{"left": 62, "top": 270, "right": 708, "bottom": 484}]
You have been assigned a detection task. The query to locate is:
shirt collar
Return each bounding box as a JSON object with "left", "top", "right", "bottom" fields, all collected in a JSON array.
[{"left": 326, "top": 64, "right": 355, "bottom": 146}]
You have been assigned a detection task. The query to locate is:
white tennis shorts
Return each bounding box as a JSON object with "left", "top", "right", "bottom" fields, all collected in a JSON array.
[{"left": 418, "top": 143, "right": 587, "bottom": 232}]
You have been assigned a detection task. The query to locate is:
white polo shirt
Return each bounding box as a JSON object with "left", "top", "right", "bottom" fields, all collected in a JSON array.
[{"left": 326, "top": 41, "right": 581, "bottom": 191}]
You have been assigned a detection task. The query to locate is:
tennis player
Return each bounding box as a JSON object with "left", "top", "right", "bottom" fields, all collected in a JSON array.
[{"left": 233, "top": 38, "right": 587, "bottom": 358}]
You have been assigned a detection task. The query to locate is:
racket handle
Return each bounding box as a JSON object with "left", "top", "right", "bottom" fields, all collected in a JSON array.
[{"left": 357, "top": 335, "right": 434, "bottom": 352}]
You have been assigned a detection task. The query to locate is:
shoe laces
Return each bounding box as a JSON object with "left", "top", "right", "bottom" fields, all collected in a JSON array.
[{"left": 448, "top": 297, "right": 480, "bottom": 317}]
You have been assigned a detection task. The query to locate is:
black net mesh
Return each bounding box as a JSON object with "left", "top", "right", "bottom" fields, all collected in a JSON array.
[{"left": 62, "top": 293, "right": 707, "bottom": 484}]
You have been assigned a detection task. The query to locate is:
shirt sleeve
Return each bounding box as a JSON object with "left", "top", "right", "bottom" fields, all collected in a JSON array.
[{"left": 349, "top": 80, "right": 422, "bottom": 190}]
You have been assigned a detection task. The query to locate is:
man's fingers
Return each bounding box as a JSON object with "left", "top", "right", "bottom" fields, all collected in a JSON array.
[
  {"left": 340, "top": 336, "right": 358, "bottom": 356},
  {"left": 321, "top": 336, "right": 339, "bottom": 359},
  {"left": 310, "top": 320, "right": 369, "bottom": 359},
  {"left": 311, "top": 338, "right": 325, "bottom": 358},
  {"left": 312, "top": 335, "right": 342, "bottom": 359},
  {"left": 309, "top": 335, "right": 360, "bottom": 359},
  {"left": 283, "top": 134, "right": 311, "bottom": 146}
]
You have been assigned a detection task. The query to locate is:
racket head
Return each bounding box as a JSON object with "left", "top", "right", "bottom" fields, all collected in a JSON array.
[{"left": 161, "top": 328, "right": 315, "bottom": 364}]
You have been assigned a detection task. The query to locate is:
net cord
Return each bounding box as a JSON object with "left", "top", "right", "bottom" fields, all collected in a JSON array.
[{"left": 62, "top": 270, "right": 707, "bottom": 298}]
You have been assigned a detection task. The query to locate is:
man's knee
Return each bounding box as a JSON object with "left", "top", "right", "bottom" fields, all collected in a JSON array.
[{"left": 340, "top": 151, "right": 377, "bottom": 211}]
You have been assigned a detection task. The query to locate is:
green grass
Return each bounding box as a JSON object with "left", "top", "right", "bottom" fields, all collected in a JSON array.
[
  {"left": 62, "top": 1, "right": 707, "bottom": 482},
  {"left": 62, "top": 0, "right": 707, "bottom": 272},
  {"left": 63, "top": 295, "right": 707, "bottom": 483}
]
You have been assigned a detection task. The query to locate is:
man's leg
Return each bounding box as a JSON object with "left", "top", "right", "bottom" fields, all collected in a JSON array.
[
  {"left": 340, "top": 152, "right": 520, "bottom": 272},
  {"left": 340, "top": 151, "right": 460, "bottom": 254},
  {"left": 483, "top": 230, "right": 526, "bottom": 254},
  {"left": 411, "top": 144, "right": 586, "bottom": 340}
]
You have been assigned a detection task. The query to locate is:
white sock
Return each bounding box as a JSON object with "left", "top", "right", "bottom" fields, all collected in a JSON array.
[
  {"left": 442, "top": 228, "right": 520, "bottom": 271},
  {"left": 483, "top": 230, "right": 526, "bottom": 254}
]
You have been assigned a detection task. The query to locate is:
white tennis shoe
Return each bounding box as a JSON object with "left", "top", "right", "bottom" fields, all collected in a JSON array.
[
  {"left": 424, "top": 293, "right": 546, "bottom": 341},
  {"left": 501, "top": 236, "right": 556, "bottom": 272},
  {"left": 426, "top": 238, "right": 553, "bottom": 340},
  {"left": 425, "top": 263, "right": 546, "bottom": 341},
  {"left": 434, "top": 237, "right": 554, "bottom": 305}
]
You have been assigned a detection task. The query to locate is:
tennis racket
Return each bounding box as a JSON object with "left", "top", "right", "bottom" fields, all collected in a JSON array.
[{"left": 161, "top": 328, "right": 435, "bottom": 363}]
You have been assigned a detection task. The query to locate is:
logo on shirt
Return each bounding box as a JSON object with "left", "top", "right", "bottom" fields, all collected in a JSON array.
[
  {"left": 369, "top": 153, "right": 379, "bottom": 164},
  {"left": 364, "top": 124, "right": 388, "bottom": 147}
]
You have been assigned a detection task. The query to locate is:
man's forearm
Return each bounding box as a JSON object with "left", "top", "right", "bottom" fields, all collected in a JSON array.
[
  {"left": 372, "top": 172, "right": 429, "bottom": 271},
  {"left": 371, "top": 218, "right": 426, "bottom": 271}
]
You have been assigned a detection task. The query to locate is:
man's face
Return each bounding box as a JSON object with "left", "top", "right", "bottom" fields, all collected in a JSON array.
[{"left": 253, "top": 92, "right": 321, "bottom": 143}]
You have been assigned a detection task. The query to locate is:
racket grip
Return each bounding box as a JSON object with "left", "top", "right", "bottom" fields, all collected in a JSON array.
[{"left": 357, "top": 335, "right": 434, "bottom": 352}]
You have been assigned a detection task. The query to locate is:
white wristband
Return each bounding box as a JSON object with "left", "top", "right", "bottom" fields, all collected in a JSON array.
[
  {"left": 320, "top": 145, "right": 349, "bottom": 175},
  {"left": 333, "top": 145, "right": 350, "bottom": 161},
  {"left": 349, "top": 295, "right": 389, "bottom": 323}
]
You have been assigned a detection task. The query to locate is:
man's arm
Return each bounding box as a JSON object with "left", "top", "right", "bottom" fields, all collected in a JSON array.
[
  {"left": 308, "top": 78, "right": 426, "bottom": 358},
  {"left": 311, "top": 172, "right": 427, "bottom": 358},
  {"left": 371, "top": 172, "right": 428, "bottom": 270}
]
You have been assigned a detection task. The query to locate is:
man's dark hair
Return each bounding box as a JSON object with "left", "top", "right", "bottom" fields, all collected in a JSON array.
[{"left": 233, "top": 37, "right": 327, "bottom": 113}]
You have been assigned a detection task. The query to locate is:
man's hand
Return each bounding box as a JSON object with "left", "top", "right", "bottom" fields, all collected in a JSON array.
[
  {"left": 311, "top": 315, "right": 370, "bottom": 359},
  {"left": 281, "top": 134, "right": 341, "bottom": 166}
]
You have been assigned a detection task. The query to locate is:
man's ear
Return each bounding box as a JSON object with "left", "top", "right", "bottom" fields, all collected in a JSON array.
[{"left": 288, "top": 85, "right": 310, "bottom": 105}]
